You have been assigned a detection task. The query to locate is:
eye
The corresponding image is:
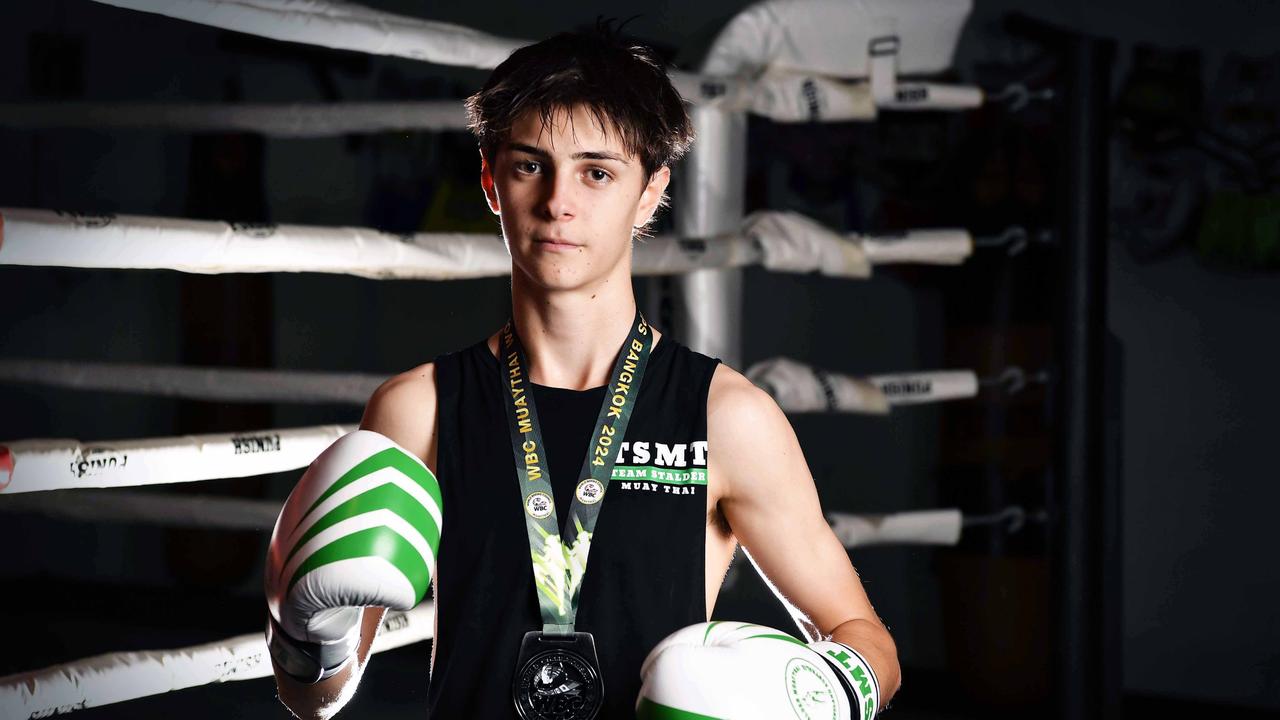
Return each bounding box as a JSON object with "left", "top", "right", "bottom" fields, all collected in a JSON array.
[
  {"left": 586, "top": 167, "right": 612, "bottom": 184},
  {"left": 515, "top": 161, "right": 542, "bottom": 175}
]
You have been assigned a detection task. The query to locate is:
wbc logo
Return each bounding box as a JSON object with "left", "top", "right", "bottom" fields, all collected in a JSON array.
[
  {"left": 525, "top": 491, "right": 553, "bottom": 519},
  {"left": 575, "top": 479, "right": 604, "bottom": 505}
]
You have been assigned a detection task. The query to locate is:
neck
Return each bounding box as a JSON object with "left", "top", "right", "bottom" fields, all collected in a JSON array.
[{"left": 506, "top": 270, "right": 642, "bottom": 391}]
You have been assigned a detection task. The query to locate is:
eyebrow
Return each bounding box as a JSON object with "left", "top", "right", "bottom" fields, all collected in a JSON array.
[{"left": 507, "top": 143, "right": 630, "bottom": 165}]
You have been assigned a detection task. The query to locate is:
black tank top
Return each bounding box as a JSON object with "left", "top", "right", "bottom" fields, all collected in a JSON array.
[{"left": 428, "top": 334, "right": 721, "bottom": 719}]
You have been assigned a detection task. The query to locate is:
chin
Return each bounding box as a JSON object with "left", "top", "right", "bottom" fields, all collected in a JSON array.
[{"left": 513, "top": 257, "right": 594, "bottom": 292}]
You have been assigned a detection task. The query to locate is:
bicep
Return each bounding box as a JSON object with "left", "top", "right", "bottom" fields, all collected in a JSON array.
[{"left": 712, "top": 373, "right": 882, "bottom": 638}]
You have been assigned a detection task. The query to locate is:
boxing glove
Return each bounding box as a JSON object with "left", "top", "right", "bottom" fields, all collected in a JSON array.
[
  {"left": 265, "top": 430, "right": 442, "bottom": 683},
  {"left": 636, "top": 621, "right": 880, "bottom": 720}
]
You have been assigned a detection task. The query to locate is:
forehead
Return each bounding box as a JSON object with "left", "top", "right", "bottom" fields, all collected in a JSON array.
[{"left": 506, "top": 104, "right": 634, "bottom": 159}]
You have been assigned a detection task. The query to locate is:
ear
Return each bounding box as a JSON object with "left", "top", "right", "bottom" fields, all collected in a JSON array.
[
  {"left": 480, "top": 149, "right": 501, "bottom": 215},
  {"left": 633, "top": 166, "right": 671, "bottom": 229}
]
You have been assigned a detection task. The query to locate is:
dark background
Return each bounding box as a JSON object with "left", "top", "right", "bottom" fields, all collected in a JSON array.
[{"left": 1, "top": 0, "right": 1278, "bottom": 718}]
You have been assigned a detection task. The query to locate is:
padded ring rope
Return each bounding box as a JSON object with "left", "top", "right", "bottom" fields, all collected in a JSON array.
[
  {"left": 0, "top": 208, "right": 971, "bottom": 279},
  {"left": 0, "top": 358, "right": 381, "bottom": 406},
  {"left": 0, "top": 424, "right": 354, "bottom": 494},
  {"left": 0, "top": 100, "right": 468, "bottom": 137}
]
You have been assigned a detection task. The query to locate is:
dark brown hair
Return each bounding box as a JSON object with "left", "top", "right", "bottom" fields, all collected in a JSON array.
[{"left": 464, "top": 22, "right": 693, "bottom": 179}]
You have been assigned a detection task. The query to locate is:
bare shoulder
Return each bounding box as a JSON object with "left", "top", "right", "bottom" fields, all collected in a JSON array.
[
  {"left": 707, "top": 362, "right": 787, "bottom": 432},
  {"left": 707, "top": 363, "right": 805, "bottom": 499},
  {"left": 359, "top": 361, "right": 439, "bottom": 467}
]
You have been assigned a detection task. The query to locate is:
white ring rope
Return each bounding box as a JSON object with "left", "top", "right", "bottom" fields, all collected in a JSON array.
[
  {"left": 868, "top": 370, "right": 978, "bottom": 406},
  {"left": 0, "top": 603, "right": 434, "bottom": 720},
  {"left": 827, "top": 509, "right": 964, "bottom": 548},
  {"left": 0, "top": 208, "right": 512, "bottom": 280},
  {"left": 746, "top": 357, "right": 979, "bottom": 414},
  {"left": 0, "top": 358, "right": 382, "bottom": 406},
  {"left": 0, "top": 488, "right": 970, "bottom": 549},
  {"left": 0, "top": 100, "right": 468, "bottom": 137},
  {"left": 0, "top": 81, "right": 873, "bottom": 133},
  {"left": 0, "top": 208, "right": 971, "bottom": 279},
  {"left": 0, "top": 360, "right": 976, "bottom": 499},
  {"left": 0, "top": 424, "right": 354, "bottom": 495},
  {"left": 93, "top": 0, "right": 525, "bottom": 70},
  {"left": 0, "top": 357, "right": 983, "bottom": 419}
]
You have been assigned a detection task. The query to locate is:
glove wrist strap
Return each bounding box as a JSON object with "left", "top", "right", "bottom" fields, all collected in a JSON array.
[
  {"left": 266, "top": 614, "right": 359, "bottom": 685},
  {"left": 810, "top": 641, "right": 881, "bottom": 720}
]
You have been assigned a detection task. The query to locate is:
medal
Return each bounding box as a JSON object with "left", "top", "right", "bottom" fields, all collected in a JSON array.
[
  {"left": 513, "top": 631, "right": 604, "bottom": 720},
  {"left": 498, "top": 311, "right": 653, "bottom": 718}
]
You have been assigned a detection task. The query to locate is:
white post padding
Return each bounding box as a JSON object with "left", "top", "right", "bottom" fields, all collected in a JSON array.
[
  {"left": 701, "top": 0, "right": 981, "bottom": 114},
  {"left": 701, "top": 0, "right": 971, "bottom": 78},
  {"left": 706, "top": 71, "right": 878, "bottom": 122},
  {"left": 747, "top": 211, "right": 872, "bottom": 277},
  {"left": 673, "top": 103, "right": 748, "bottom": 369},
  {"left": 0, "top": 604, "right": 433, "bottom": 719}
]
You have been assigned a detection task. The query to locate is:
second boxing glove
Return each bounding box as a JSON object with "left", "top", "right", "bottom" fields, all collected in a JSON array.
[{"left": 636, "top": 621, "right": 880, "bottom": 720}]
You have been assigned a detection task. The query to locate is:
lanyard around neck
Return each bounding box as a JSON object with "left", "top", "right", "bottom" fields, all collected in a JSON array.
[{"left": 497, "top": 311, "right": 653, "bottom": 634}]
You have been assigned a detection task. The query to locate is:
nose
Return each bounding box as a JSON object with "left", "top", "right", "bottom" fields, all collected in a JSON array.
[{"left": 539, "top": 168, "right": 577, "bottom": 221}]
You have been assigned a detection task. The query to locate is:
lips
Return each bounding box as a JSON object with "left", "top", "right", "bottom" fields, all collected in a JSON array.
[{"left": 535, "top": 237, "right": 581, "bottom": 248}]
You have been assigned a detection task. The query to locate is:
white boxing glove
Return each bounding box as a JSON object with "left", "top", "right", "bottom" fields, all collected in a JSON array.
[
  {"left": 265, "top": 430, "right": 442, "bottom": 683},
  {"left": 636, "top": 621, "right": 880, "bottom": 720}
]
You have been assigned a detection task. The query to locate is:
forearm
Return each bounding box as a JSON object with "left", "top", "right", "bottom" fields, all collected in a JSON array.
[
  {"left": 273, "top": 606, "right": 386, "bottom": 720},
  {"left": 829, "top": 617, "right": 901, "bottom": 709}
]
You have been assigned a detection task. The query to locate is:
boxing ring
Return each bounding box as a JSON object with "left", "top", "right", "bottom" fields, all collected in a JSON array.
[{"left": 0, "top": 0, "right": 1104, "bottom": 716}]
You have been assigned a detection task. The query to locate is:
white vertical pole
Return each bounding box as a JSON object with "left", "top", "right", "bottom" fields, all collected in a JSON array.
[{"left": 667, "top": 104, "right": 747, "bottom": 368}]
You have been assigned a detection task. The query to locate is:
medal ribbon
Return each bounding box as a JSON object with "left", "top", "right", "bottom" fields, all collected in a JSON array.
[{"left": 499, "top": 311, "right": 653, "bottom": 635}]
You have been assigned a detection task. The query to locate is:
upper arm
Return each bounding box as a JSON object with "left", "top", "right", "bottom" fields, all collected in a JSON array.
[
  {"left": 359, "top": 362, "right": 439, "bottom": 472},
  {"left": 709, "top": 364, "right": 884, "bottom": 639}
]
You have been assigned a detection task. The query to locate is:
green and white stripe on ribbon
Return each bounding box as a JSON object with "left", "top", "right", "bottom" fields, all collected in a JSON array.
[{"left": 273, "top": 431, "right": 442, "bottom": 609}]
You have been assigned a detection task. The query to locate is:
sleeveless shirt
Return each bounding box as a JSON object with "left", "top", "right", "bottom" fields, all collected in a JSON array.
[{"left": 428, "top": 334, "right": 721, "bottom": 719}]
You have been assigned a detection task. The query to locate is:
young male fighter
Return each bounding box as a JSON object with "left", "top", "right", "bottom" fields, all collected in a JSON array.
[{"left": 265, "top": 28, "right": 900, "bottom": 720}]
